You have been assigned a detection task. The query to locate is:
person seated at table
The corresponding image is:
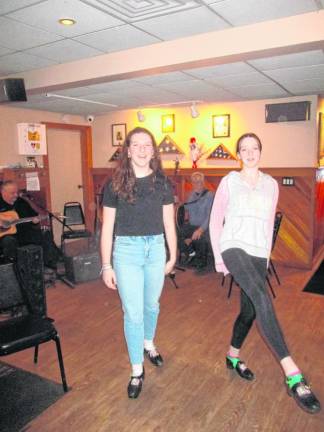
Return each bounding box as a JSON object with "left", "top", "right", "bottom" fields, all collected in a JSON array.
[{"left": 178, "top": 172, "right": 214, "bottom": 273}]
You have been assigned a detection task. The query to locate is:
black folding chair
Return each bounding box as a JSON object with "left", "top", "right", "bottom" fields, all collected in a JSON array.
[
  {"left": 61, "top": 201, "right": 91, "bottom": 254},
  {"left": 0, "top": 245, "right": 68, "bottom": 392}
]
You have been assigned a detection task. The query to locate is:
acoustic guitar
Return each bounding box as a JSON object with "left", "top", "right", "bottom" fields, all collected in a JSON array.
[{"left": 0, "top": 210, "right": 47, "bottom": 238}]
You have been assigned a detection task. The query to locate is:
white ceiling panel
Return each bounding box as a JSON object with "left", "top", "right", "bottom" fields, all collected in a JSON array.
[
  {"left": 0, "top": 46, "right": 15, "bottom": 56},
  {"left": 249, "top": 50, "right": 324, "bottom": 70},
  {"left": 186, "top": 62, "right": 256, "bottom": 79},
  {"left": 0, "top": 17, "right": 62, "bottom": 50},
  {"left": 86, "top": 80, "right": 151, "bottom": 96},
  {"left": 0, "top": 52, "right": 56, "bottom": 75},
  {"left": 135, "top": 7, "right": 229, "bottom": 40},
  {"left": 25, "top": 39, "right": 104, "bottom": 63},
  {"left": 134, "top": 71, "right": 195, "bottom": 85},
  {"left": 0, "top": 0, "right": 47, "bottom": 15},
  {"left": 7, "top": 0, "right": 123, "bottom": 37},
  {"left": 264, "top": 64, "right": 324, "bottom": 83},
  {"left": 280, "top": 77, "right": 324, "bottom": 94},
  {"left": 208, "top": 72, "right": 272, "bottom": 88},
  {"left": 74, "top": 24, "right": 160, "bottom": 53},
  {"left": 229, "top": 83, "right": 289, "bottom": 99},
  {"left": 156, "top": 79, "right": 235, "bottom": 99},
  {"left": 209, "top": 0, "right": 318, "bottom": 26}
]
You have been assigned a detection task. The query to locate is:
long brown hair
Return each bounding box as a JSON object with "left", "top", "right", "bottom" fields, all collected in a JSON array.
[{"left": 112, "top": 127, "right": 163, "bottom": 202}]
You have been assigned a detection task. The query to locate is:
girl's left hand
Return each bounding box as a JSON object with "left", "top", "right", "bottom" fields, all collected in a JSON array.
[{"left": 165, "top": 260, "right": 175, "bottom": 275}]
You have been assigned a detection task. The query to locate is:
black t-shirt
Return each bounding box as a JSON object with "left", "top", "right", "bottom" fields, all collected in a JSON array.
[
  {"left": 0, "top": 195, "right": 38, "bottom": 239},
  {"left": 102, "top": 173, "right": 174, "bottom": 236}
]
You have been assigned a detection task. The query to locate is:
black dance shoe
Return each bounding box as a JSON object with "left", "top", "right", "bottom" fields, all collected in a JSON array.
[
  {"left": 287, "top": 376, "right": 321, "bottom": 414},
  {"left": 144, "top": 348, "right": 164, "bottom": 367},
  {"left": 127, "top": 368, "right": 145, "bottom": 399},
  {"left": 226, "top": 356, "right": 254, "bottom": 381}
]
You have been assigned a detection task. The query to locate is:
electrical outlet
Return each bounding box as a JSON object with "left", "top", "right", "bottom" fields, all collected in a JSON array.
[{"left": 282, "top": 177, "right": 294, "bottom": 186}]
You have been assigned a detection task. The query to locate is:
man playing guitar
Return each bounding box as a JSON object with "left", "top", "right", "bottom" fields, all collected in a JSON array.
[{"left": 0, "top": 180, "right": 42, "bottom": 261}]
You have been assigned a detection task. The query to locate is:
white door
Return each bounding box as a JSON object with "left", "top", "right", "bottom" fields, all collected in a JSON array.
[{"left": 47, "top": 129, "right": 84, "bottom": 246}]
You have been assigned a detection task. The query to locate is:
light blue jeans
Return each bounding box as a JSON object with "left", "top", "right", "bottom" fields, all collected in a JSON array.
[{"left": 113, "top": 234, "right": 166, "bottom": 365}]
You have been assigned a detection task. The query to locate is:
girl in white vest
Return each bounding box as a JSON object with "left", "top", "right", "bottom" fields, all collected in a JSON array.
[{"left": 210, "top": 133, "right": 320, "bottom": 414}]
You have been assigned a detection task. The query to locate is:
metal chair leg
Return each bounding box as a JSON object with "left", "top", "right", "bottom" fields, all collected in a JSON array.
[
  {"left": 34, "top": 345, "right": 39, "bottom": 364},
  {"left": 269, "top": 259, "right": 281, "bottom": 285},
  {"left": 227, "top": 275, "right": 234, "bottom": 299},
  {"left": 221, "top": 275, "right": 225, "bottom": 286},
  {"left": 168, "top": 272, "right": 179, "bottom": 289},
  {"left": 266, "top": 276, "right": 276, "bottom": 299},
  {"left": 54, "top": 334, "right": 69, "bottom": 392}
]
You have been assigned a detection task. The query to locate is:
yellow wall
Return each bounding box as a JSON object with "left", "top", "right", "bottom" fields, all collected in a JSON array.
[{"left": 92, "top": 95, "right": 318, "bottom": 169}]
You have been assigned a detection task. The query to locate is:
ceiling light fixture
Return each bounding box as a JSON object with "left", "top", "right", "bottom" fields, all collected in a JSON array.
[
  {"left": 45, "top": 93, "right": 118, "bottom": 107},
  {"left": 137, "top": 110, "right": 145, "bottom": 122},
  {"left": 190, "top": 102, "right": 200, "bottom": 118},
  {"left": 58, "top": 18, "right": 76, "bottom": 26}
]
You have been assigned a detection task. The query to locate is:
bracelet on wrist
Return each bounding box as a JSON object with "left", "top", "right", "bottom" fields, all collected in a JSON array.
[{"left": 100, "top": 263, "right": 113, "bottom": 274}]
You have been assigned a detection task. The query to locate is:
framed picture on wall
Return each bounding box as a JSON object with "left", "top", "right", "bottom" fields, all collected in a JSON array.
[
  {"left": 212, "top": 114, "right": 230, "bottom": 138},
  {"left": 112, "top": 123, "right": 127, "bottom": 146}
]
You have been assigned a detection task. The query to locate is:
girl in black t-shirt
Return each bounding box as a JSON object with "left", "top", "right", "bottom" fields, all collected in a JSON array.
[{"left": 101, "top": 127, "right": 177, "bottom": 399}]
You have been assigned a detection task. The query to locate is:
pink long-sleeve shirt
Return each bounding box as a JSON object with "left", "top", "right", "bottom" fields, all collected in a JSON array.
[{"left": 209, "top": 171, "right": 279, "bottom": 275}]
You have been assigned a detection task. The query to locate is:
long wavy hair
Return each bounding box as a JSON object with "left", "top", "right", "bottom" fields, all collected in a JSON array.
[{"left": 111, "top": 127, "right": 164, "bottom": 202}]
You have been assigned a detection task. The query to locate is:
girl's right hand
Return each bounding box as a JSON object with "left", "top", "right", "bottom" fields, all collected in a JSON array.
[
  {"left": 102, "top": 268, "right": 117, "bottom": 290},
  {"left": 216, "top": 262, "right": 229, "bottom": 276}
]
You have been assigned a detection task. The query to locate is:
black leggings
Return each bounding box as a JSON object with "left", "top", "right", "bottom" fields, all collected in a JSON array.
[{"left": 222, "top": 248, "right": 289, "bottom": 360}]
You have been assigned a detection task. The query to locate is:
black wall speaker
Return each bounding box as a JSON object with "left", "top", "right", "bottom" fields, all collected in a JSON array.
[
  {"left": 64, "top": 251, "right": 101, "bottom": 284},
  {"left": 265, "top": 101, "right": 311, "bottom": 123},
  {"left": 0, "top": 78, "right": 27, "bottom": 103},
  {"left": 0, "top": 263, "right": 24, "bottom": 310}
]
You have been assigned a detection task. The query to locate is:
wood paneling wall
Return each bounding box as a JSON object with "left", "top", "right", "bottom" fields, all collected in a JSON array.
[{"left": 91, "top": 167, "right": 319, "bottom": 270}]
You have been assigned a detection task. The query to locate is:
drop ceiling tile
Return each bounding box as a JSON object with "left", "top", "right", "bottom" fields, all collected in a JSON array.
[
  {"left": 75, "top": 24, "right": 159, "bottom": 53},
  {"left": 249, "top": 50, "right": 324, "bottom": 70},
  {"left": 53, "top": 87, "right": 97, "bottom": 97},
  {"left": 135, "top": 7, "right": 229, "bottom": 40},
  {"left": 156, "top": 79, "right": 234, "bottom": 100},
  {"left": 0, "top": 17, "right": 62, "bottom": 50},
  {"left": 0, "top": 0, "right": 46, "bottom": 15},
  {"left": 0, "top": 46, "right": 15, "bottom": 56},
  {"left": 264, "top": 64, "right": 324, "bottom": 82},
  {"left": 134, "top": 71, "right": 195, "bottom": 85},
  {"left": 0, "top": 52, "right": 56, "bottom": 75},
  {"left": 86, "top": 80, "right": 150, "bottom": 96},
  {"left": 209, "top": 0, "right": 317, "bottom": 26},
  {"left": 208, "top": 72, "right": 272, "bottom": 88},
  {"left": 280, "top": 77, "right": 324, "bottom": 94},
  {"left": 25, "top": 39, "right": 103, "bottom": 62},
  {"left": 229, "top": 83, "right": 289, "bottom": 99},
  {"left": 75, "top": 92, "right": 142, "bottom": 108},
  {"left": 186, "top": 62, "right": 255, "bottom": 79},
  {"left": 7, "top": 0, "right": 123, "bottom": 37}
]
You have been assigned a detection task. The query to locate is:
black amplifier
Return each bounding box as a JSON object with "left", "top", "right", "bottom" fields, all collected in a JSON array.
[{"left": 64, "top": 251, "right": 101, "bottom": 284}]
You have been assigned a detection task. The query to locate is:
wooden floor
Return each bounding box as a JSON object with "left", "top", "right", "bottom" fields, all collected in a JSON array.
[{"left": 6, "top": 260, "right": 324, "bottom": 432}]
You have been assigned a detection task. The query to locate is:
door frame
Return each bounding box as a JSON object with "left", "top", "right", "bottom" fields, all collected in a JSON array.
[{"left": 42, "top": 122, "right": 94, "bottom": 232}]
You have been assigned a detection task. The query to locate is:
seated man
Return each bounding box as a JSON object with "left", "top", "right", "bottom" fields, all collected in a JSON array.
[
  {"left": 0, "top": 180, "right": 59, "bottom": 268},
  {"left": 178, "top": 172, "right": 214, "bottom": 273}
]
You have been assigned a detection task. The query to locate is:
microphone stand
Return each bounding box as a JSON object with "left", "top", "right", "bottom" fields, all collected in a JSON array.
[{"left": 20, "top": 193, "right": 75, "bottom": 288}]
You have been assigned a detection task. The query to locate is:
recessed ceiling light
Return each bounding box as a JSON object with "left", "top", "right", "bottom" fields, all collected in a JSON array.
[{"left": 58, "top": 18, "right": 76, "bottom": 26}]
